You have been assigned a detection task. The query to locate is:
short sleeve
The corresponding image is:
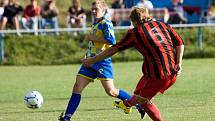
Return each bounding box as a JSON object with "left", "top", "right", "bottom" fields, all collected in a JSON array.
[
  {"left": 102, "top": 21, "right": 116, "bottom": 45},
  {"left": 168, "top": 25, "right": 184, "bottom": 47}
]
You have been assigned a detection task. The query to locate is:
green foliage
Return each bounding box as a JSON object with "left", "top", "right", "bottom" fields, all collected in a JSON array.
[{"left": 2, "top": 34, "right": 85, "bottom": 65}]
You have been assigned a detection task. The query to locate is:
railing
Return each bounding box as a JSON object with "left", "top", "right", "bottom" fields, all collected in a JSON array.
[{"left": 1, "top": 23, "right": 215, "bottom": 62}]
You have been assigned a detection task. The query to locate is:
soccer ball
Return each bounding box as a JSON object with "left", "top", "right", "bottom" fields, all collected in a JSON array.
[{"left": 24, "top": 91, "right": 44, "bottom": 109}]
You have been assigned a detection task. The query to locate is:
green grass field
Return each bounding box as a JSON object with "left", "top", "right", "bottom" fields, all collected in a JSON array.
[{"left": 0, "top": 58, "right": 215, "bottom": 121}]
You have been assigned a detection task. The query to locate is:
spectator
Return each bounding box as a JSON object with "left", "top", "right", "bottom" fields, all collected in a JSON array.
[
  {"left": 111, "top": 0, "right": 125, "bottom": 9},
  {"left": 167, "top": 0, "right": 187, "bottom": 24},
  {"left": 67, "top": 0, "right": 86, "bottom": 35},
  {"left": 136, "top": 0, "right": 153, "bottom": 9},
  {"left": 21, "top": 0, "right": 41, "bottom": 35},
  {"left": 115, "top": 0, "right": 133, "bottom": 26},
  {"left": 14, "top": 0, "right": 23, "bottom": 20},
  {"left": 0, "top": 0, "right": 8, "bottom": 20},
  {"left": 40, "top": 0, "right": 59, "bottom": 35},
  {"left": 123, "top": 0, "right": 142, "bottom": 8},
  {"left": 0, "top": 0, "right": 21, "bottom": 36},
  {"left": 205, "top": 0, "right": 215, "bottom": 23}
]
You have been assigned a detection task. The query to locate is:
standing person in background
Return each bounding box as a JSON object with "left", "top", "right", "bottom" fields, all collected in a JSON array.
[
  {"left": 205, "top": 0, "right": 215, "bottom": 23},
  {"left": 67, "top": 0, "right": 86, "bottom": 36},
  {"left": 21, "top": 0, "right": 41, "bottom": 35},
  {"left": 167, "top": 0, "right": 187, "bottom": 24},
  {"left": 40, "top": 0, "right": 59, "bottom": 35},
  {"left": 0, "top": 0, "right": 21, "bottom": 36},
  {"left": 58, "top": 1, "right": 145, "bottom": 121},
  {"left": 83, "top": 7, "right": 184, "bottom": 121}
]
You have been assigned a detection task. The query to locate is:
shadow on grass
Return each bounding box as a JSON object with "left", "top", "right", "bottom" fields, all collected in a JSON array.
[
  {"left": 50, "top": 95, "right": 108, "bottom": 100},
  {"left": 1, "top": 107, "right": 114, "bottom": 114}
]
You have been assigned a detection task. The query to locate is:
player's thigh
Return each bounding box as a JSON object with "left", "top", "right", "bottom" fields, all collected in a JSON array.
[
  {"left": 73, "top": 75, "right": 92, "bottom": 93},
  {"left": 134, "top": 76, "right": 163, "bottom": 100}
]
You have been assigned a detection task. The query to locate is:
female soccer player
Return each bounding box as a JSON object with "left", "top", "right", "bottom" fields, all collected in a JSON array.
[
  {"left": 59, "top": 1, "right": 144, "bottom": 121},
  {"left": 83, "top": 7, "right": 184, "bottom": 121}
]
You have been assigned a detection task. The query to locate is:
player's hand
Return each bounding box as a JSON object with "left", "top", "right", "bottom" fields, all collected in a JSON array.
[
  {"left": 175, "top": 64, "right": 182, "bottom": 77},
  {"left": 85, "top": 34, "right": 96, "bottom": 41},
  {"left": 82, "top": 57, "right": 95, "bottom": 67}
]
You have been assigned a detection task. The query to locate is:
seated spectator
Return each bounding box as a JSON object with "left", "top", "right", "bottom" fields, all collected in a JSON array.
[
  {"left": 205, "top": 1, "right": 215, "bottom": 23},
  {"left": 40, "top": 0, "right": 59, "bottom": 35},
  {"left": 110, "top": 0, "right": 125, "bottom": 26},
  {"left": 167, "top": 0, "right": 187, "bottom": 24},
  {"left": 14, "top": 0, "right": 23, "bottom": 21},
  {"left": 0, "top": 0, "right": 21, "bottom": 36},
  {"left": 0, "top": 0, "right": 8, "bottom": 20},
  {"left": 124, "top": 0, "right": 135, "bottom": 8},
  {"left": 111, "top": 0, "right": 132, "bottom": 26},
  {"left": 21, "top": 0, "right": 41, "bottom": 35},
  {"left": 111, "top": 0, "right": 125, "bottom": 9},
  {"left": 136, "top": 0, "right": 153, "bottom": 9},
  {"left": 67, "top": 0, "right": 86, "bottom": 35}
]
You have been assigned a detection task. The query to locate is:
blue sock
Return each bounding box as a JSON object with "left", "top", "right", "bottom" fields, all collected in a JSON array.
[
  {"left": 64, "top": 93, "right": 81, "bottom": 120},
  {"left": 117, "top": 89, "right": 142, "bottom": 110},
  {"left": 117, "top": 89, "right": 131, "bottom": 100}
]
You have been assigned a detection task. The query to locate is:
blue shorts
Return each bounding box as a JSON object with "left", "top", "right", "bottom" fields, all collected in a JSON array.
[{"left": 77, "top": 64, "right": 114, "bottom": 81}]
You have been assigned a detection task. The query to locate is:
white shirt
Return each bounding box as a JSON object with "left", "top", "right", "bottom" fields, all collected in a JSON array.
[
  {"left": 0, "top": 7, "right": 4, "bottom": 20},
  {"left": 137, "top": 1, "right": 154, "bottom": 9}
]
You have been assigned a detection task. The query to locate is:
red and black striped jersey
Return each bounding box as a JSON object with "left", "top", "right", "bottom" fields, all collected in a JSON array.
[{"left": 114, "top": 20, "right": 184, "bottom": 79}]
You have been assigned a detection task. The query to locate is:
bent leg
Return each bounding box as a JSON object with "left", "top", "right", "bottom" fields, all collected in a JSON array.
[
  {"left": 101, "top": 80, "right": 131, "bottom": 100},
  {"left": 1, "top": 17, "right": 8, "bottom": 30}
]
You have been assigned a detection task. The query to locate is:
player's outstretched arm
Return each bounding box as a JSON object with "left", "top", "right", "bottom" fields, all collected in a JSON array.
[
  {"left": 175, "top": 45, "right": 184, "bottom": 77},
  {"left": 83, "top": 46, "right": 118, "bottom": 67}
]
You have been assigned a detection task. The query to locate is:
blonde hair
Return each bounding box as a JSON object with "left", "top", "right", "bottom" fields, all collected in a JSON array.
[
  {"left": 72, "top": 0, "right": 81, "bottom": 9},
  {"left": 92, "top": 0, "right": 107, "bottom": 9},
  {"left": 130, "top": 7, "right": 151, "bottom": 23}
]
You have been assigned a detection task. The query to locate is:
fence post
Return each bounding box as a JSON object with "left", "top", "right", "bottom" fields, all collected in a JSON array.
[
  {"left": 198, "top": 27, "right": 203, "bottom": 50},
  {"left": 0, "top": 35, "right": 4, "bottom": 62}
]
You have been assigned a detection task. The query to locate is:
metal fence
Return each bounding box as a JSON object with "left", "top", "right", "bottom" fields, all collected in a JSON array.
[{"left": 1, "top": 23, "right": 215, "bottom": 62}]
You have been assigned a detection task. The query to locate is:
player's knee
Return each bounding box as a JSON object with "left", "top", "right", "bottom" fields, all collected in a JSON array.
[
  {"left": 105, "top": 89, "right": 118, "bottom": 97},
  {"left": 73, "top": 83, "right": 83, "bottom": 94}
]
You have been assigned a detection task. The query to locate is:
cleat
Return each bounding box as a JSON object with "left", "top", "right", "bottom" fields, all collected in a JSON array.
[
  {"left": 113, "top": 101, "right": 132, "bottom": 114},
  {"left": 58, "top": 112, "right": 71, "bottom": 121},
  {"left": 138, "top": 108, "right": 146, "bottom": 119}
]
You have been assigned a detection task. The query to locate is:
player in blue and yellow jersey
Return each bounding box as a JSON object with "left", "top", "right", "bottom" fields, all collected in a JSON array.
[{"left": 58, "top": 1, "right": 145, "bottom": 121}]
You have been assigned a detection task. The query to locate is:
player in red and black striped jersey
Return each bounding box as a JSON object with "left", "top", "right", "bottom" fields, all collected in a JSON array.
[{"left": 83, "top": 7, "right": 184, "bottom": 121}]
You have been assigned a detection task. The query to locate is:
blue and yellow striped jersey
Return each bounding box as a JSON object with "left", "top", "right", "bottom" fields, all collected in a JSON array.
[{"left": 86, "top": 17, "right": 116, "bottom": 70}]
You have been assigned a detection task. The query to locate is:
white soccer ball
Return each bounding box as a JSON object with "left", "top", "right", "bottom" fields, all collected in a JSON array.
[{"left": 24, "top": 91, "right": 44, "bottom": 109}]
